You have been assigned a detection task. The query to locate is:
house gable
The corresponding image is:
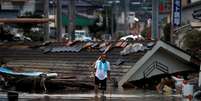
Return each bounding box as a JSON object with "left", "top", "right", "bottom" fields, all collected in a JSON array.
[{"left": 119, "top": 40, "right": 193, "bottom": 87}]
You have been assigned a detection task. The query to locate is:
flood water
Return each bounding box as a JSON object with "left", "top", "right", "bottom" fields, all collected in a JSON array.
[
  {"left": 0, "top": 95, "right": 183, "bottom": 101},
  {"left": 0, "top": 89, "right": 187, "bottom": 101},
  {"left": 20, "top": 96, "right": 183, "bottom": 101}
]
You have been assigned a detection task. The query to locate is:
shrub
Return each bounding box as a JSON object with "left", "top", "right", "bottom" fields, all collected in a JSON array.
[{"left": 24, "top": 32, "right": 44, "bottom": 41}]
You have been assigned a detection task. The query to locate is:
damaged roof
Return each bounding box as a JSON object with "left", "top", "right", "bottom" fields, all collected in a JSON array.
[{"left": 119, "top": 40, "right": 200, "bottom": 87}]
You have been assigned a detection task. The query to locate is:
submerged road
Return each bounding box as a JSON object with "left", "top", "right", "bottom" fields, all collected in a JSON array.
[
  {"left": 1, "top": 89, "right": 197, "bottom": 101},
  {"left": 0, "top": 93, "right": 184, "bottom": 101}
]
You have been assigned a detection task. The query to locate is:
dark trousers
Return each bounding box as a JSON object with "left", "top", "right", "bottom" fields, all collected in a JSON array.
[{"left": 95, "top": 77, "right": 107, "bottom": 90}]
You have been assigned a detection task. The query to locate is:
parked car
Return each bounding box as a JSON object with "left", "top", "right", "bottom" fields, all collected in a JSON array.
[
  {"left": 120, "top": 34, "right": 144, "bottom": 41},
  {"left": 74, "top": 30, "right": 92, "bottom": 42},
  {"left": 13, "top": 33, "right": 32, "bottom": 42}
]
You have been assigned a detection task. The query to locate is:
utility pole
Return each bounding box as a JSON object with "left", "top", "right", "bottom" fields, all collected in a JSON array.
[
  {"left": 124, "top": 0, "right": 129, "bottom": 35},
  {"left": 111, "top": 3, "right": 114, "bottom": 39},
  {"left": 109, "top": 0, "right": 120, "bottom": 40},
  {"left": 68, "top": 0, "right": 76, "bottom": 40},
  {"left": 56, "top": 0, "right": 62, "bottom": 42},
  {"left": 152, "top": 0, "right": 159, "bottom": 40},
  {"left": 199, "top": 63, "right": 201, "bottom": 87},
  {"left": 44, "top": 0, "right": 49, "bottom": 41},
  {"left": 170, "top": 0, "right": 174, "bottom": 44},
  {"left": 105, "top": 5, "right": 110, "bottom": 38}
]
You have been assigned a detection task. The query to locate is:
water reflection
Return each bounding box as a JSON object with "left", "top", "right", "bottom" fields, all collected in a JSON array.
[
  {"left": 26, "top": 96, "right": 183, "bottom": 101},
  {"left": 0, "top": 89, "right": 185, "bottom": 101},
  {"left": 0, "top": 95, "right": 184, "bottom": 101}
]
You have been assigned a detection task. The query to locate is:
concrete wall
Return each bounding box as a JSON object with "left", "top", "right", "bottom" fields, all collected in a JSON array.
[
  {"left": 0, "top": 0, "right": 36, "bottom": 17},
  {"left": 182, "top": 6, "right": 201, "bottom": 24},
  {"left": 128, "top": 48, "right": 194, "bottom": 81},
  {"left": 1, "top": 2, "right": 15, "bottom": 10},
  {"left": 21, "top": 0, "right": 35, "bottom": 15}
]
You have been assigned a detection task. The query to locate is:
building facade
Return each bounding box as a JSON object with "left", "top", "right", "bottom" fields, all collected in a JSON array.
[{"left": 0, "top": 0, "right": 37, "bottom": 18}]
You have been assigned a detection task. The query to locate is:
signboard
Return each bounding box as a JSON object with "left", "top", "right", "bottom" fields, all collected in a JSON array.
[{"left": 173, "top": 0, "right": 181, "bottom": 26}]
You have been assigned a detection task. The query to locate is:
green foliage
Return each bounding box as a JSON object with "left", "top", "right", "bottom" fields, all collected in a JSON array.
[
  {"left": 141, "top": 27, "right": 148, "bottom": 38},
  {"left": 183, "top": 30, "right": 201, "bottom": 50}
]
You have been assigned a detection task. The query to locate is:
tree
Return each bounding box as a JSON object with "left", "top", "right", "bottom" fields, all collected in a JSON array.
[
  {"left": 183, "top": 29, "right": 201, "bottom": 59},
  {"left": 89, "top": 15, "right": 105, "bottom": 40},
  {"left": 17, "top": 12, "right": 43, "bottom": 41},
  {"left": 17, "top": 12, "right": 42, "bottom": 34},
  {"left": 89, "top": 10, "right": 107, "bottom": 40},
  {"left": 183, "top": 30, "right": 201, "bottom": 50}
]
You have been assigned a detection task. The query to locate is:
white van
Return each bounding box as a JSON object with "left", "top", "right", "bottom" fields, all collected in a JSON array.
[{"left": 74, "top": 30, "right": 91, "bottom": 41}]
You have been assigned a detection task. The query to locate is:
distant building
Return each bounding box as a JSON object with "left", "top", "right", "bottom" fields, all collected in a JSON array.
[
  {"left": 0, "top": 0, "right": 100, "bottom": 40},
  {"left": 48, "top": 0, "right": 101, "bottom": 39},
  {"left": 0, "top": 0, "right": 37, "bottom": 18},
  {"left": 182, "top": 1, "right": 201, "bottom": 24}
]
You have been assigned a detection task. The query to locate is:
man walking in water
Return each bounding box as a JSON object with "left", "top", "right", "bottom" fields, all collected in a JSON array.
[{"left": 94, "top": 54, "right": 111, "bottom": 99}]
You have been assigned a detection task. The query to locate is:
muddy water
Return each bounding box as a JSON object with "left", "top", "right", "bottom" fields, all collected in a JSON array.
[
  {"left": 27, "top": 97, "right": 182, "bottom": 101},
  {"left": 0, "top": 96, "right": 183, "bottom": 101},
  {"left": 0, "top": 89, "right": 186, "bottom": 101}
]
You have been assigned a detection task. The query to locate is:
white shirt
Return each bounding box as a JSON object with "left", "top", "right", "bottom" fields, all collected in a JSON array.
[
  {"left": 182, "top": 83, "right": 193, "bottom": 96},
  {"left": 95, "top": 60, "right": 110, "bottom": 80},
  {"left": 172, "top": 76, "right": 184, "bottom": 86}
]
